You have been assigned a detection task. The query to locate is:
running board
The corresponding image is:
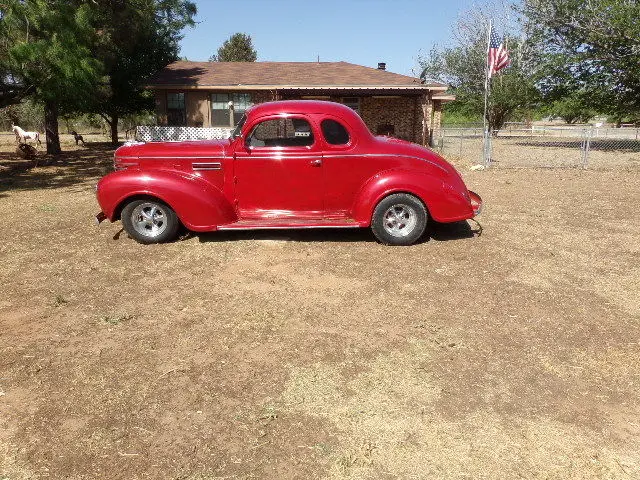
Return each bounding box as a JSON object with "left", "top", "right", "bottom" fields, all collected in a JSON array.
[{"left": 217, "top": 219, "right": 361, "bottom": 230}]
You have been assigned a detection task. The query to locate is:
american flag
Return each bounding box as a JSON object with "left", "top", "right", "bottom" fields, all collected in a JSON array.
[{"left": 488, "top": 26, "right": 510, "bottom": 78}]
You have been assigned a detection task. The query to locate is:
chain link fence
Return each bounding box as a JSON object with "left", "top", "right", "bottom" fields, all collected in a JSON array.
[{"left": 432, "top": 125, "right": 640, "bottom": 169}]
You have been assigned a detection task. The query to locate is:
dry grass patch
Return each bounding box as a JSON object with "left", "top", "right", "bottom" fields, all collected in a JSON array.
[{"left": 280, "top": 340, "right": 638, "bottom": 479}]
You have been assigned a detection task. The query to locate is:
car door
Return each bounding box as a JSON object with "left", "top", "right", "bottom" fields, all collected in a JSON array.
[
  {"left": 319, "top": 116, "right": 379, "bottom": 218},
  {"left": 233, "top": 115, "right": 324, "bottom": 219}
]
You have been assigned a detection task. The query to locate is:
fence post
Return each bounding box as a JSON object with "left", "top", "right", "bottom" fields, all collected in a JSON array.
[
  {"left": 483, "top": 129, "right": 492, "bottom": 167},
  {"left": 581, "top": 128, "right": 592, "bottom": 169}
]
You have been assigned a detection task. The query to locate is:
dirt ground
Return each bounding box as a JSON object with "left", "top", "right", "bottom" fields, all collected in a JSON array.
[{"left": 1, "top": 135, "right": 639, "bottom": 479}]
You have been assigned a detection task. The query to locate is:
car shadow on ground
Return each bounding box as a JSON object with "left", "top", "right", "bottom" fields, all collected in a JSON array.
[
  {"left": 195, "top": 220, "right": 477, "bottom": 245},
  {"left": 428, "top": 219, "right": 478, "bottom": 241}
]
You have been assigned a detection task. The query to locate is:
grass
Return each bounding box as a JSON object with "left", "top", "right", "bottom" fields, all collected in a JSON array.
[
  {"left": 101, "top": 313, "right": 135, "bottom": 325},
  {"left": 54, "top": 295, "right": 68, "bottom": 306}
]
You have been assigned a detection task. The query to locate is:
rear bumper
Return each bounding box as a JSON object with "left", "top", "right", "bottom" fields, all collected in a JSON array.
[{"left": 469, "top": 191, "right": 482, "bottom": 216}]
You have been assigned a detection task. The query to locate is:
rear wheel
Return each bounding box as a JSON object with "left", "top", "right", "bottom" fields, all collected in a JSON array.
[
  {"left": 121, "top": 199, "right": 180, "bottom": 244},
  {"left": 371, "top": 193, "right": 427, "bottom": 246}
]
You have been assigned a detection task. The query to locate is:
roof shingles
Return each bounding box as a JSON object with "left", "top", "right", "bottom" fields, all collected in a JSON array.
[{"left": 148, "top": 61, "right": 445, "bottom": 89}]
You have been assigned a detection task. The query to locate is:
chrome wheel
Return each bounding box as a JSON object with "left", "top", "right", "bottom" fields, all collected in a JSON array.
[
  {"left": 131, "top": 202, "right": 167, "bottom": 238},
  {"left": 382, "top": 204, "right": 418, "bottom": 237}
]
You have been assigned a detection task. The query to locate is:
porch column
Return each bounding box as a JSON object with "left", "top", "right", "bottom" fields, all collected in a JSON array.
[
  {"left": 420, "top": 93, "right": 434, "bottom": 146},
  {"left": 155, "top": 92, "right": 168, "bottom": 126},
  {"left": 433, "top": 101, "right": 443, "bottom": 132}
]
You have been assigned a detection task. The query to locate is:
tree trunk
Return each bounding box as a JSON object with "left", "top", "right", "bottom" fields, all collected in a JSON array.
[
  {"left": 44, "top": 101, "right": 61, "bottom": 155},
  {"left": 110, "top": 114, "right": 119, "bottom": 145}
]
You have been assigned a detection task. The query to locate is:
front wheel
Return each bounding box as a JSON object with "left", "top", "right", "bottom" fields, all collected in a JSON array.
[
  {"left": 371, "top": 193, "right": 427, "bottom": 246},
  {"left": 121, "top": 199, "right": 180, "bottom": 244}
]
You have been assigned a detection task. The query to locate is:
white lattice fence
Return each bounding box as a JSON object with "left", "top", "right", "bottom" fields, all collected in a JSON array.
[{"left": 136, "top": 126, "right": 234, "bottom": 142}]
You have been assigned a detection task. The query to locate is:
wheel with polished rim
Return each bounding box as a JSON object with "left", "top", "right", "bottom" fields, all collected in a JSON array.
[
  {"left": 371, "top": 193, "right": 427, "bottom": 246},
  {"left": 121, "top": 199, "right": 180, "bottom": 244}
]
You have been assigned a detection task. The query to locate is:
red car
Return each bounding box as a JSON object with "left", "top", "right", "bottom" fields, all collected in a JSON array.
[{"left": 95, "top": 100, "right": 481, "bottom": 246}]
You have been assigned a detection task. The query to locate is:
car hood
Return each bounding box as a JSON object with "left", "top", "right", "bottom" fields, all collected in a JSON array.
[{"left": 114, "top": 139, "right": 229, "bottom": 159}]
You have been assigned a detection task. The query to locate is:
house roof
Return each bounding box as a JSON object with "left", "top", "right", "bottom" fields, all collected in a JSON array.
[{"left": 148, "top": 61, "right": 448, "bottom": 91}]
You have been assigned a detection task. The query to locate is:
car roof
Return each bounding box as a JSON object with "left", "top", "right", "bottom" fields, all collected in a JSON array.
[
  {"left": 248, "top": 100, "right": 359, "bottom": 118},
  {"left": 244, "top": 100, "right": 373, "bottom": 141}
]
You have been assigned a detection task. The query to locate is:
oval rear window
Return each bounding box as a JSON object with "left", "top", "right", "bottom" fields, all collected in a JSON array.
[{"left": 321, "top": 119, "right": 350, "bottom": 145}]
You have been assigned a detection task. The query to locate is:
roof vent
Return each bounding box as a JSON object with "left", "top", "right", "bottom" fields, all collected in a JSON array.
[{"left": 377, "top": 62, "right": 386, "bottom": 71}]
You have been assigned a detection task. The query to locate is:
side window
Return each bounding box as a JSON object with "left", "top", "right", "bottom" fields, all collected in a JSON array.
[
  {"left": 247, "top": 117, "right": 314, "bottom": 148},
  {"left": 321, "top": 119, "right": 350, "bottom": 145}
]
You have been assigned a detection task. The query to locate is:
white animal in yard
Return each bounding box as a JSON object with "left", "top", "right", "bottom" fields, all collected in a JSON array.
[{"left": 12, "top": 124, "right": 42, "bottom": 145}]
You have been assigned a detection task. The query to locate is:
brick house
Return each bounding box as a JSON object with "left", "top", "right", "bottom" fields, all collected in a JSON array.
[{"left": 147, "top": 61, "right": 454, "bottom": 145}]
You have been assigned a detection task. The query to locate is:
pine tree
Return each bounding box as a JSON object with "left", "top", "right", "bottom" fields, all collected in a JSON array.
[
  {"left": 210, "top": 33, "right": 257, "bottom": 62},
  {"left": 0, "top": 1, "right": 101, "bottom": 154},
  {"left": 87, "top": 0, "right": 197, "bottom": 144}
]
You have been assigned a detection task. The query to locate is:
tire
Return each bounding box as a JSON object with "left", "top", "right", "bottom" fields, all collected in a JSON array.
[
  {"left": 121, "top": 199, "right": 180, "bottom": 244},
  {"left": 371, "top": 193, "right": 428, "bottom": 246}
]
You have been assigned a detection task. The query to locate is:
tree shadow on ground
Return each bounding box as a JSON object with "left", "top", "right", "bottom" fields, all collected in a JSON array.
[
  {"left": 0, "top": 143, "right": 115, "bottom": 193},
  {"left": 195, "top": 220, "right": 477, "bottom": 245}
]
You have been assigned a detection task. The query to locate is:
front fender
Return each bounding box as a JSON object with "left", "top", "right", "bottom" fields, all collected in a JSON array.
[
  {"left": 96, "top": 169, "right": 236, "bottom": 231},
  {"left": 351, "top": 169, "right": 474, "bottom": 225}
]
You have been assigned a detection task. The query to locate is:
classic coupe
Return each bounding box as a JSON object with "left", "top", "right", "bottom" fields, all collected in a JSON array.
[{"left": 95, "top": 100, "right": 482, "bottom": 246}]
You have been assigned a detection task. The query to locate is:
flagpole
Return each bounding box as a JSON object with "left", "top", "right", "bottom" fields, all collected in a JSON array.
[{"left": 483, "top": 19, "right": 492, "bottom": 167}]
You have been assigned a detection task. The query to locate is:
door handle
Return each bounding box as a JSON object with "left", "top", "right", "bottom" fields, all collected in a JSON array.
[{"left": 310, "top": 159, "right": 322, "bottom": 167}]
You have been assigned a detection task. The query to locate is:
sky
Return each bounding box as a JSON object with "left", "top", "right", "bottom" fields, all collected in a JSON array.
[{"left": 179, "top": 0, "right": 475, "bottom": 77}]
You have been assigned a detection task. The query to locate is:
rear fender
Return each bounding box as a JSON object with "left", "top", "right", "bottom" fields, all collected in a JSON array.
[
  {"left": 97, "top": 169, "right": 236, "bottom": 231},
  {"left": 351, "top": 169, "right": 473, "bottom": 225}
]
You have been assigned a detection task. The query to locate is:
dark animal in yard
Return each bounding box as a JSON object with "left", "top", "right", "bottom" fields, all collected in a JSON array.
[
  {"left": 17, "top": 143, "right": 39, "bottom": 166},
  {"left": 70, "top": 130, "right": 85, "bottom": 145}
]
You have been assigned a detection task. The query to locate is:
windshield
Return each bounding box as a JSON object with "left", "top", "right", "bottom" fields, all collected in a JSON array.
[{"left": 230, "top": 114, "right": 247, "bottom": 139}]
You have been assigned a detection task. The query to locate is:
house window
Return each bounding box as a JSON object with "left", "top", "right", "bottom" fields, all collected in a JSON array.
[
  {"left": 211, "top": 93, "right": 252, "bottom": 126},
  {"left": 376, "top": 124, "right": 395, "bottom": 136},
  {"left": 342, "top": 97, "right": 361, "bottom": 115},
  {"left": 167, "top": 93, "right": 186, "bottom": 126}
]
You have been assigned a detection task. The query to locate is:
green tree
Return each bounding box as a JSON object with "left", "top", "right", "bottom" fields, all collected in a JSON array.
[
  {"left": 0, "top": 1, "right": 101, "bottom": 154},
  {"left": 209, "top": 33, "right": 257, "bottom": 62},
  {"left": 86, "top": 0, "right": 197, "bottom": 144},
  {"left": 0, "top": 98, "right": 43, "bottom": 131},
  {"left": 0, "top": 9, "right": 29, "bottom": 108},
  {"left": 418, "top": 11, "right": 539, "bottom": 132},
  {"left": 547, "top": 92, "right": 595, "bottom": 124},
  {"left": 521, "top": 0, "right": 640, "bottom": 123}
]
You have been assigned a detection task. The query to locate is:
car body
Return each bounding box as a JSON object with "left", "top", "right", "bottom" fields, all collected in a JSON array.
[{"left": 95, "top": 100, "right": 482, "bottom": 245}]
